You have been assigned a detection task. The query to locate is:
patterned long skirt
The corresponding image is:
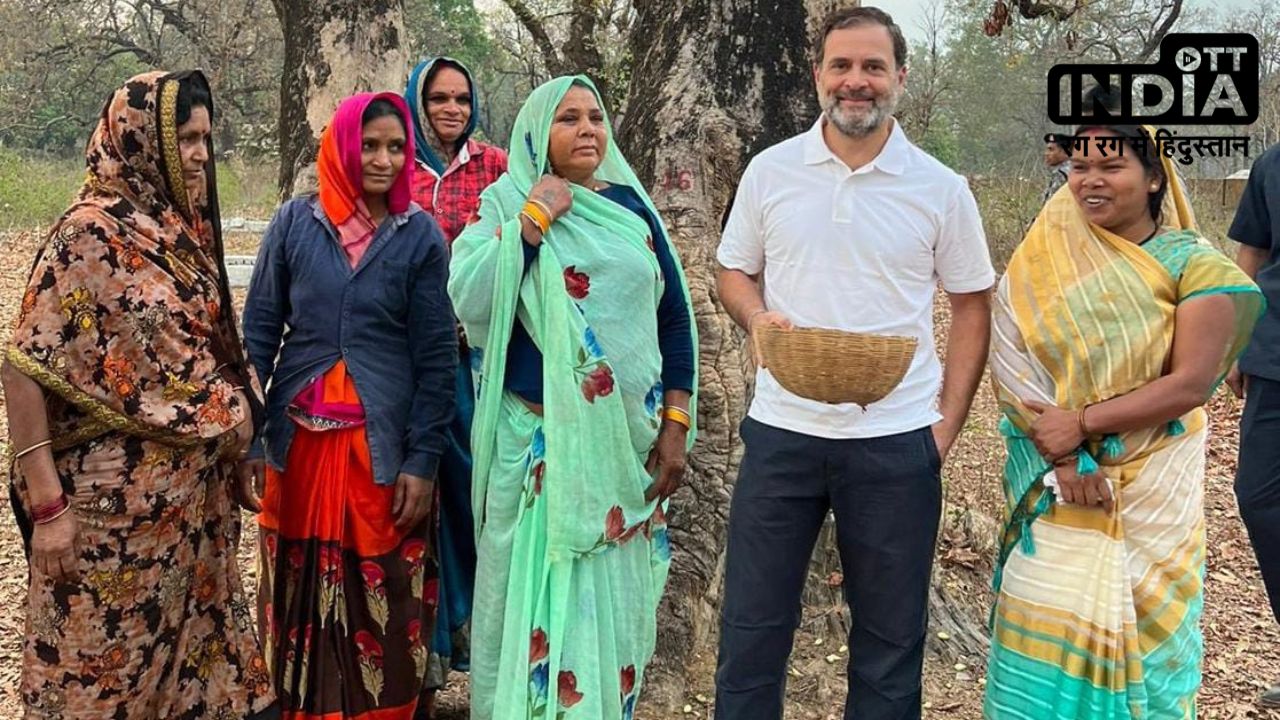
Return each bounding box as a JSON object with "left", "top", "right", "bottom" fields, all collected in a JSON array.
[
  {"left": 257, "top": 366, "right": 437, "bottom": 720},
  {"left": 13, "top": 433, "right": 276, "bottom": 719},
  {"left": 985, "top": 426, "right": 1207, "bottom": 719},
  {"left": 469, "top": 393, "right": 672, "bottom": 720}
]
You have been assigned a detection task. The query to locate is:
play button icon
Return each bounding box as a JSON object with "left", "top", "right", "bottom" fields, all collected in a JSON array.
[{"left": 1175, "top": 47, "right": 1201, "bottom": 72}]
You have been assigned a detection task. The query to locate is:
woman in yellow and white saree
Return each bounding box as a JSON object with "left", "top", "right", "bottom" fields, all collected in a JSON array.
[{"left": 984, "top": 124, "right": 1263, "bottom": 719}]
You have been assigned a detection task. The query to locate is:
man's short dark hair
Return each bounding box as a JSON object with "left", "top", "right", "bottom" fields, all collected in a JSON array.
[{"left": 814, "top": 6, "right": 908, "bottom": 70}]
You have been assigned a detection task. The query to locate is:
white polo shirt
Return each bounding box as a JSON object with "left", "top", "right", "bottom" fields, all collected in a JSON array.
[{"left": 717, "top": 117, "right": 995, "bottom": 439}]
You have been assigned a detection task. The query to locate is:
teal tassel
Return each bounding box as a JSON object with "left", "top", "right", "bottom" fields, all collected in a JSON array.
[
  {"left": 1033, "top": 487, "right": 1054, "bottom": 514},
  {"left": 1077, "top": 450, "right": 1099, "bottom": 475},
  {"left": 1019, "top": 489, "right": 1053, "bottom": 554},
  {"left": 1101, "top": 434, "right": 1126, "bottom": 458},
  {"left": 1018, "top": 519, "right": 1036, "bottom": 554},
  {"left": 1167, "top": 418, "right": 1186, "bottom": 437}
]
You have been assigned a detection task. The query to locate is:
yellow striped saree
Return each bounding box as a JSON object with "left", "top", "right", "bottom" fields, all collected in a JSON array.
[{"left": 984, "top": 168, "right": 1262, "bottom": 719}]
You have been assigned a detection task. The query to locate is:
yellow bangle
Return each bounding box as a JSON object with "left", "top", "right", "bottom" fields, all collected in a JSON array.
[
  {"left": 527, "top": 198, "right": 554, "bottom": 222},
  {"left": 522, "top": 202, "right": 551, "bottom": 234},
  {"left": 519, "top": 210, "right": 543, "bottom": 236},
  {"left": 662, "top": 406, "right": 692, "bottom": 430}
]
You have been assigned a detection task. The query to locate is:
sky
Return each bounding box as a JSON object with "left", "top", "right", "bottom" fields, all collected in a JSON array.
[
  {"left": 877, "top": 0, "right": 1256, "bottom": 44},
  {"left": 475, "top": 0, "right": 1260, "bottom": 45}
]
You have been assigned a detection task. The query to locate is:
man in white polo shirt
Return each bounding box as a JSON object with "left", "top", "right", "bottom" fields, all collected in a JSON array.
[{"left": 713, "top": 7, "right": 995, "bottom": 719}]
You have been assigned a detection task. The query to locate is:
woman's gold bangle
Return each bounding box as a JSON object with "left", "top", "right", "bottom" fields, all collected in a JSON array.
[
  {"left": 662, "top": 406, "right": 692, "bottom": 430},
  {"left": 519, "top": 211, "right": 547, "bottom": 237},
  {"left": 14, "top": 439, "right": 52, "bottom": 461},
  {"left": 522, "top": 202, "right": 551, "bottom": 234},
  {"left": 527, "top": 198, "right": 554, "bottom": 222}
]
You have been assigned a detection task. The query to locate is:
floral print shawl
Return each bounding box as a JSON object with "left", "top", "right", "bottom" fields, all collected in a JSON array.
[{"left": 8, "top": 69, "right": 260, "bottom": 450}]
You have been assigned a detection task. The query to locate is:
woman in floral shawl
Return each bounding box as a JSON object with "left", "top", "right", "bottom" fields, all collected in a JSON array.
[
  {"left": 985, "top": 124, "right": 1263, "bottom": 719},
  {"left": 2, "top": 70, "right": 276, "bottom": 719},
  {"left": 448, "top": 76, "right": 697, "bottom": 719}
]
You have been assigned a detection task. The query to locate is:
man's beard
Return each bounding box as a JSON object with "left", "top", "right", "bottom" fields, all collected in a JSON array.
[{"left": 821, "top": 85, "right": 901, "bottom": 137}]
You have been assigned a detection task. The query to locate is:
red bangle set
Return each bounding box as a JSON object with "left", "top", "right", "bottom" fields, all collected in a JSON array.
[{"left": 30, "top": 493, "right": 70, "bottom": 525}]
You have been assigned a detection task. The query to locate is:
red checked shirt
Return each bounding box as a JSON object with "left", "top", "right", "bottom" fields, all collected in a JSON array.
[{"left": 409, "top": 138, "right": 508, "bottom": 245}]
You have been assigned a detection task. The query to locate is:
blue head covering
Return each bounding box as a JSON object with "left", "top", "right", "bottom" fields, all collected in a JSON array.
[{"left": 405, "top": 57, "right": 480, "bottom": 175}]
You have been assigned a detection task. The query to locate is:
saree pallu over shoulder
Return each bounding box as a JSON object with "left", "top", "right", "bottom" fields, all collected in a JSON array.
[
  {"left": 999, "top": 148, "right": 1255, "bottom": 436},
  {"left": 449, "top": 75, "right": 696, "bottom": 719},
  {"left": 9, "top": 70, "right": 256, "bottom": 453},
  {"left": 986, "top": 152, "right": 1262, "bottom": 720},
  {"left": 450, "top": 75, "right": 698, "bottom": 558},
  {"left": 9, "top": 69, "right": 273, "bottom": 720}
]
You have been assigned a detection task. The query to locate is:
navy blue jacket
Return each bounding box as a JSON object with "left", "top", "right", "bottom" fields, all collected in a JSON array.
[{"left": 242, "top": 195, "right": 457, "bottom": 485}]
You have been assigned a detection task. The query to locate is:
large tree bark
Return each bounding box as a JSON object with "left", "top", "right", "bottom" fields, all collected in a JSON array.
[
  {"left": 272, "top": 0, "right": 410, "bottom": 197},
  {"left": 616, "top": 0, "right": 841, "bottom": 707}
]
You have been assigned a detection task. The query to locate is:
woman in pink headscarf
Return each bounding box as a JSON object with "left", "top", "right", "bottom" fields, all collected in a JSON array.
[{"left": 241, "top": 92, "right": 457, "bottom": 719}]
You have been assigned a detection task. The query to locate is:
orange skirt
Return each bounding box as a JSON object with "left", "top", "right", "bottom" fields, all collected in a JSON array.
[{"left": 257, "top": 361, "right": 437, "bottom": 720}]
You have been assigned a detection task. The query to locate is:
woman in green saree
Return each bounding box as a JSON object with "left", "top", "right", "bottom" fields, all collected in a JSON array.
[{"left": 448, "top": 76, "right": 697, "bottom": 719}]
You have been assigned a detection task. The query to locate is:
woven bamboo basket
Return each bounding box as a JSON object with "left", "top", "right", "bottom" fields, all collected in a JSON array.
[{"left": 753, "top": 325, "right": 918, "bottom": 407}]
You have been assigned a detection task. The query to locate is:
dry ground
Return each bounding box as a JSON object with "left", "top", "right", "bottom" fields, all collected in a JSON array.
[{"left": 0, "top": 228, "right": 1276, "bottom": 719}]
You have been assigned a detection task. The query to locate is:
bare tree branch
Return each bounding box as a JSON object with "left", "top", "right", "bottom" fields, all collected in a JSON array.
[
  {"left": 1073, "top": 37, "right": 1125, "bottom": 62},
  {"left": 0, "top": 114, "right": 81, "bottom": 136},
  {"left": 1134, "top": 0, "right": 1183, "bottom": 62},
  {"left": 502, "top": 0, "right": 568, "bottom": 74},
  {"left": 138, "top": 0, "right": 200, "bottom": 41},
  {"left": 1011, "top": 0, "right": 1082, "bottom": 21}
]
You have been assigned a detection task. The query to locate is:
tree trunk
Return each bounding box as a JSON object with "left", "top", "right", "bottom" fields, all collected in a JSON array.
[
  {"left": 616, "top": 0, "right": 842, "bottom": 707},
  {"left": 272, "top": 0, "right": 410, "bottom": 197}
]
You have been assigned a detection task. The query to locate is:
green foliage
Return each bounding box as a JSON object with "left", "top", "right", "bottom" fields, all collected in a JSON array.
[
  {"left": 935, "top": 1, "right": 1057, "bottom": 175},
  {"left": 0, "top": 148, "right": 278, "bottom": 230},
  {"left": 970, "top": 176, "right": 1042, "bottom": 271},
  {"left": 215, "top": 161, "right": 281, "bottom": 220},
  {"left": 0, "top": 33, "right": 150, "bottom": 155},
  {"left": 405, "top": 0, "right": 499, "bottom": 69},
  {"left": 919, "top": 121, "right": 962, "bottom": 171},
  {"left": 0, "top": 0, "right": 282, "bottom": 158},
  {"left": 0, "top": 148, "right": 84, "bottom": 229}
]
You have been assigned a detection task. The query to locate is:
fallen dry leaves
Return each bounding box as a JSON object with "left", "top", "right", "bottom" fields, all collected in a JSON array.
[{"left": 0, "top": 232, "right": 1278, "bottom": 719}]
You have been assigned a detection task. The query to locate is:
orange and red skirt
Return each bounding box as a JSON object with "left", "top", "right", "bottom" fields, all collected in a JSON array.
[{"left": 257, "top": 362, "right": 438, "bottom": 720}]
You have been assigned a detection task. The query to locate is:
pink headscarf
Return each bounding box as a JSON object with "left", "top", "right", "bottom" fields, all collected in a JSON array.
[{"left": 317, "top": 92, "right": 415, "bottom": 267}]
